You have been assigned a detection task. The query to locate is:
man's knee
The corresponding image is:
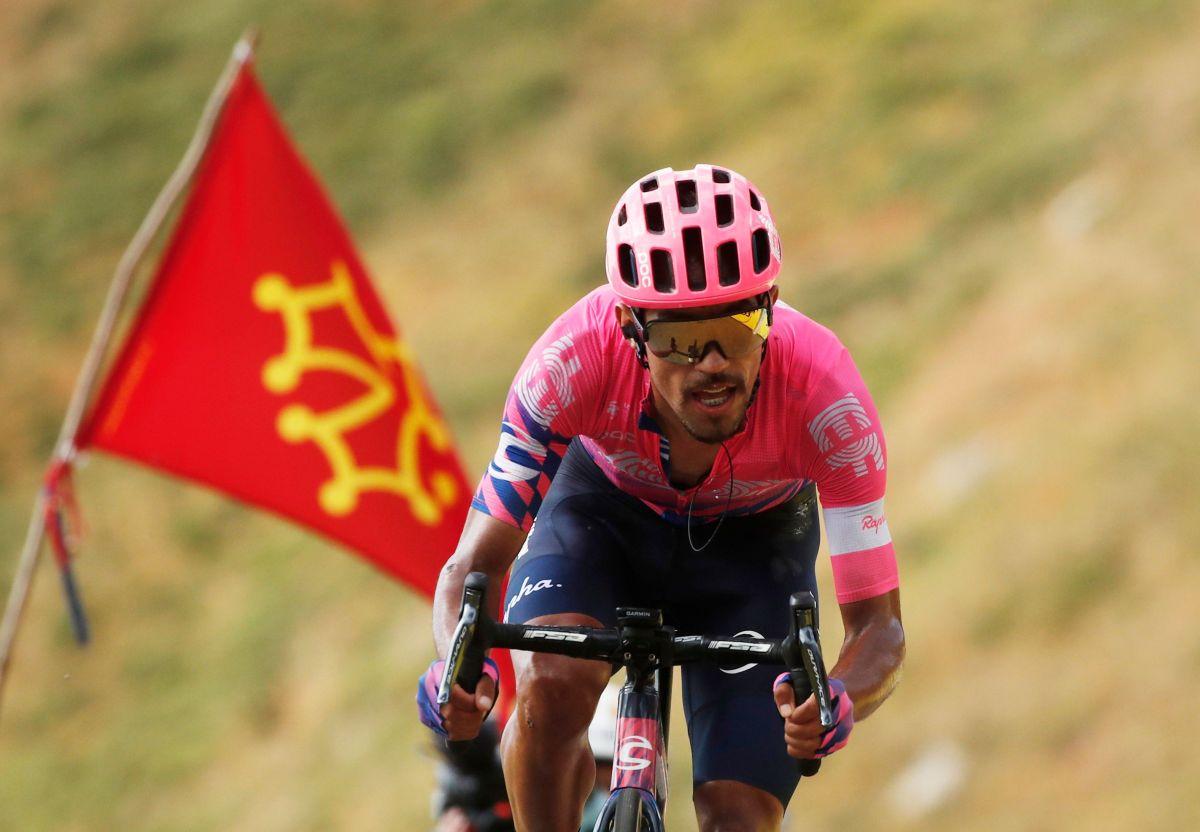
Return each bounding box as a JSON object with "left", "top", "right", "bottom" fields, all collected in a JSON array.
[
  {"left": 694, "top": 780, "right": 783, "bottom": 832},
  {"left": 512, "top": 614, "right": 611, "bottom": 738}
]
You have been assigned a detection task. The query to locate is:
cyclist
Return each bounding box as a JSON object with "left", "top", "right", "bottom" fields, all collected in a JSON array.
[
  {"left": 420, "top": 165, "right": 905, "bottom": 830},
  {"left": 431, "top": 682, "right": 621, "bottom": 832},
  {"left": 431, "top": 721, "right": 514, "bottom": 832}
]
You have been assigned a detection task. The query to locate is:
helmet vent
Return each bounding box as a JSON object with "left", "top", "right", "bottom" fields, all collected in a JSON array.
[
  {"left": 676, "top": 180, "right": 698, "bottom": 213},
  {"left": 712, "top": 168, "right": 731, "bottom": 184},
  {"left": 650, "top": 250, "right": 675, "bottom": 292},
  {"left": 717, "top": 241, "right": 740, "bottom": 286},
  {"left": 752, "top": 229, "right": 770, "bottom": 274},
  {"left": 640, "top": 177, "right": 659, "bottom": 192},
  {"left": 715, "top": 194, "right": 734, "bottom": 227},
  {"left": 683, "top": 226, "right": 706, "bottom": 291},
  {"left": 644, "top": 202, "right": 665, "bottom": 233},
  {"left": 617, "top": 244, "right": 637, "bottom": 287},
  {"left": 749, "top": 190, "right": 761, "bottom": 210},
  {"left": 617, "top": 205, "right": 628, "bottom": 226}
]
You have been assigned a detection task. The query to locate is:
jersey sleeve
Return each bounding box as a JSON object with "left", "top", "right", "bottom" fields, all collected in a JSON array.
[
  {"left": 799, "top": 346, "right": 898, "bottom": 604},
  {"left": 471, "top": 300, "right": 605, "bottom": 531}
]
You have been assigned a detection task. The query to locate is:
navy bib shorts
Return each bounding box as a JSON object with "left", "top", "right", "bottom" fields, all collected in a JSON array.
[{"left": 503, "top": 440, "right": 821, "bottom": 807}]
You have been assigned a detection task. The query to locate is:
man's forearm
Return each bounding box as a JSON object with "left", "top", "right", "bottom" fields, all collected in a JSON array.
[
  {"left": 830, "top": 589, "right": 905, "bottom": 720},
  {"left": 432, "top": 509, "right": 527, "bottom": 657},
  {"left": 432, "top": 557, "right": 509, "bottom": 657}
]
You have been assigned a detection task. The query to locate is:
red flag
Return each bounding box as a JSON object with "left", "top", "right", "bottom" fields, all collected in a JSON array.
[{"left": 75, "top": 64, "right": 469, "bottom": 595}]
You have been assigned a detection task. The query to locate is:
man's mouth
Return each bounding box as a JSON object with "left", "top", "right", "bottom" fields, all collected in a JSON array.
[{"left": 690, "top": 384, "right": 737, "bottom": 411}]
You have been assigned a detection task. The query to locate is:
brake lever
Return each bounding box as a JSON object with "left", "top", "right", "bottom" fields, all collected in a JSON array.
[
  {"left": 439, "top": 573, "right": 492, "bottom": 755},
  {"left": 786, "top": 591, "right": 832, "bottom": 777},
  {"left": 437, "top": 602, "right": 478, "bottom": 705},
  {"left": 797, "top": 624, "right": 834, "bottom": 731}
]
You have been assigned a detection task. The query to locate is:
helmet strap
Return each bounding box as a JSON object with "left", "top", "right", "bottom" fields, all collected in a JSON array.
[{"left": 757, "top": 291, "right": 775, "bottom": 327}]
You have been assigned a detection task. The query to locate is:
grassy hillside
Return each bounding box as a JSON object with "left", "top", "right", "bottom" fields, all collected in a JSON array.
[{"left": 2, "top": 1, "right": 1198, "bottom": 829}]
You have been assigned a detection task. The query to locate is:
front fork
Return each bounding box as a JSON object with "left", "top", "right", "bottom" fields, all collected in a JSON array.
[{"left": 591, "top": 786, "right": 665, "bottom": 832}]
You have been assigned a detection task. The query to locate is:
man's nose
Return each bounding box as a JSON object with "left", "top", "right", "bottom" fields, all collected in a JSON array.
[{"left": 694, "top": 341, "right": 730, "bottom": 373}]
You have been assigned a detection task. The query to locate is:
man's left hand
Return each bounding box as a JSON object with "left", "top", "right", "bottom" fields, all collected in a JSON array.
[{"left": 773, "top": 675, "right": 854, "bottom": 759}]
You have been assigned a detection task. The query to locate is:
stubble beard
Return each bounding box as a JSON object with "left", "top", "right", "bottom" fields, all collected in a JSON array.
[{"left": 678, "top": 399, "right": 749, "bottom": 444}]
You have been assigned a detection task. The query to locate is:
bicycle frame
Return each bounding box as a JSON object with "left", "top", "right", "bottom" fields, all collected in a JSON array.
[
  {"left": 592, "top": 607, "right": 674, "bottom": 830},
  {"left": 594, "top": 665, "right": 668, "bottom": 831}
]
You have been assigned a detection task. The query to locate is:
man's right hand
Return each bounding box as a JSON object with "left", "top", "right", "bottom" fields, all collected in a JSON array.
[{"left": 417, "top": 658, "right": 500, "bottom": 740}]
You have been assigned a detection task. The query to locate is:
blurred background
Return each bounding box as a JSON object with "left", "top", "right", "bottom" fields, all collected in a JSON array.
[{"left": 2, "top": 1, "right": 1198, "bottom": 829}]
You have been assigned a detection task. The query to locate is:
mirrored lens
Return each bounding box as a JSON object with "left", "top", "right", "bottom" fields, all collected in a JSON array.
[{"left": 644, "top": 308, "right": 770, "bottom": 365}]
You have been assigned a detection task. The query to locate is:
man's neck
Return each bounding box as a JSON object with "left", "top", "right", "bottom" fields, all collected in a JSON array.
[{"left": 649, "top": 388, "right": 721, "bottom": 489}]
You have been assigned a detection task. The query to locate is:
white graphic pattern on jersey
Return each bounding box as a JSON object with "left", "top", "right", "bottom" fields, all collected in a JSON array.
[
  {"left": 490, "top": 428, "right": 546, "bottom": 482},
  {"left": 516, "top": 334, "right": 581, "bottom": 427},
  {"left": 808, "top": 392, "right": 885, "bottom": 477}
]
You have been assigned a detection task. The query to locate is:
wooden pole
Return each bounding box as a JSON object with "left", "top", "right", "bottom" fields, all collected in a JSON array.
[{"left": 0, "top": 29, "right": 260, "bottom": 718}]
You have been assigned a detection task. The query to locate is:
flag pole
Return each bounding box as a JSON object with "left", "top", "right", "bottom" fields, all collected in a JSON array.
[{"left": 0, "top": 28, "right": 261, "bottom": 716}]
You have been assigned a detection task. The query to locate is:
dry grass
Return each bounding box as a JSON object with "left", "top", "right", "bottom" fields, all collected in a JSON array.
[{"left": 2, "top": 1, "right": 1198, "bottom": 830}]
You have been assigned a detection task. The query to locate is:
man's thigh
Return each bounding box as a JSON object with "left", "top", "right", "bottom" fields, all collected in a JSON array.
[
  {"left": 503, "top": 465, "right": 674, "bottom": 627},
  {"left": 671, "top": 489, "right": 821, "bottom": 809}
]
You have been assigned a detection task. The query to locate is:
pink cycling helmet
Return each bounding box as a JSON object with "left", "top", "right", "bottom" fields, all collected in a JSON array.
[{"left": 605, "top": 164, "right": 782, "bottom": 309}]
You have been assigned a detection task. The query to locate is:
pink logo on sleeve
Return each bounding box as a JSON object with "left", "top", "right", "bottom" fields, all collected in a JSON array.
[{"left": 861, "top": 514, "right": 886, "bottom": 533}]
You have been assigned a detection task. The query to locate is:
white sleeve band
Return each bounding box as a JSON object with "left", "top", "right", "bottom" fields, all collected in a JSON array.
[{"left": 823, "top": 498, "right": 891, "bottom": 556}]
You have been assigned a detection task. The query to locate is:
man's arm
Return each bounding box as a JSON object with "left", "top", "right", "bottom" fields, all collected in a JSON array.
[
  {"left": 776, "top": 588, "right": 903, "bottom": 759},
  {"left": 433, "top": 508, "right": 527, "bottom": 656},
  {"left": 795, "top": 345, "right": 902, "bottom": 716},
  {"left": 426, "top": 509, "right": 527, "bottom": 741},
  {"left": 831, "top": 587, "right": 904, "bottom": 720},
  {"left": 428, "top": 295, "right": 603, "bottom": 737}
]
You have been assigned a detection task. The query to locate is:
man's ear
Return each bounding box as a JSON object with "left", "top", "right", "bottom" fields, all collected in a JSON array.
[
  {"left": 615, "top": 305, "right": 648, "bottom": 368},
  {"left": 615, "top": 304, "right": 638, "bottom": 344}
]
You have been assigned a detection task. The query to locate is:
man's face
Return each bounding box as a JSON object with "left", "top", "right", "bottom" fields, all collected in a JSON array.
[{"left": 617, "top": 290, "right": 775, "bottom": 445}]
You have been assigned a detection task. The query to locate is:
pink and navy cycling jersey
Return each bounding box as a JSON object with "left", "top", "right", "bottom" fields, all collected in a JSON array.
[{"left": 473, "top": 287, "right": 898, "bottom": 604}]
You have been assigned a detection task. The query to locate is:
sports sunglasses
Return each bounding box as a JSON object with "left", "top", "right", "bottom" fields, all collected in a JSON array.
[{"left": 638, "top": 306, "right": 771, "bottom": 365}]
